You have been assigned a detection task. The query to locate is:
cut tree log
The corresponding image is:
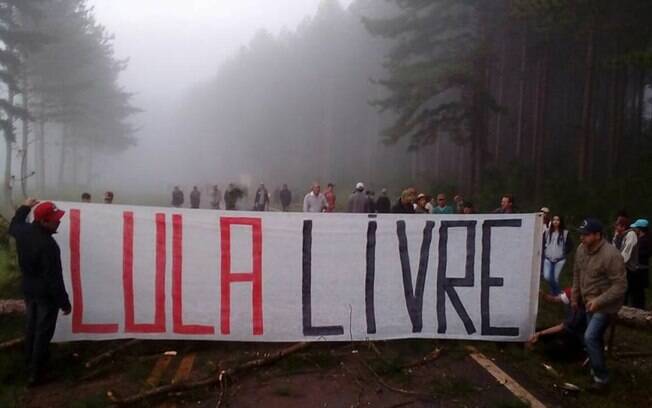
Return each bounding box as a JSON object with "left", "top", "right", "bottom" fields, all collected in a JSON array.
[
  {"left": 0, "top": 299, "right": 25, "bottom": 315},
  {"left": 616, "top": 306, "right": 652, "bottom": 330},
  {"left": 85, "top": 339, "right": 142, "bottom": 369},
  {"left": 107, "top": 342, "right": 310, "bottom": 406},
  {"left": 0, "top": 337, "right": 24, "bottom": 351}
]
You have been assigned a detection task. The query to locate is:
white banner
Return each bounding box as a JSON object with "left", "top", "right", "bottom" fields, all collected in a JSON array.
[{"left": 52, "top": 203, "right": 542, "bottom": 343}]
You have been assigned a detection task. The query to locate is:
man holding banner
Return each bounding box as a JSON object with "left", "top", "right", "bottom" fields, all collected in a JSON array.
[
  {"left": 572, "top": 218, "right": 626, "bottom": 391},
  {"left": 9, "top": 198, "right": 71, "bottom": 386}
]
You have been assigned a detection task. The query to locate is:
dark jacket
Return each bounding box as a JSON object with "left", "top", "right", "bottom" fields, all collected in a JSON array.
[
  {"left": 376, "top": 196, "right": 391, "bottom": 213},
  {"left": 190, "top": 190, "right": 201, "bottom": 208},
  {"left": 392, "top": 199, "right": 415, "bottom": 214},
  {"left": 172, "top": 190, "right": 184, "bottom": 207},
  {"left": 280, "top": 188, "right": 292, "bottom": 207},
  {"left": 9, "top": 206, "right": 71, "bottom": 309}
]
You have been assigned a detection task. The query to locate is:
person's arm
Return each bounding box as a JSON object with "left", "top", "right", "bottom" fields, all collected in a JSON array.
[
  {"left": 303, "top": 195, "right": 309, "bottom": 212},
  {"left": 9, "top": 206, "right": 31, "bottom": 237},
  {"left": 590, "top": 251, "right": 627, "bottom": 312},
  {"left": 528, "top": 323, "right": 564, "bottom": 344},
  {"left": 620, "top": 231, "right": 638, "bottom": 264}
]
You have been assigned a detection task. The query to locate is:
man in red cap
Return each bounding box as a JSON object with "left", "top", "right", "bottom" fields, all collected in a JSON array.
[{"left": 9, "top": 198, "right": 71, "bottom": 386}]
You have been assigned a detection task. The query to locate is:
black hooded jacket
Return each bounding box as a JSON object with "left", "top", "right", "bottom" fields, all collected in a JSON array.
[{"left": 9, "top": 206, "right": 71, "bottom": 309}]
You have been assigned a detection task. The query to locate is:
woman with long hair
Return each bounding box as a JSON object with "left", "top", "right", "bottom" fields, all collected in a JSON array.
[{"left": 543, "top": 215, "right": 573, "bottom": 295}]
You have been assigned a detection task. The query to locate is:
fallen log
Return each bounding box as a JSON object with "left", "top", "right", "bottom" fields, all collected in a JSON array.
[
  {"left": 616, "top": 306, "right": 652, "bottom": 330},
  {"left": 0, "top": 337, "right": 24, "bottom": 351},
  {"left": 107, "top": 342, "right": 310, "bottom": 406},
  {"left": 85, "top": 339, "right": 142, "bottom": 369},
  {"left": 0, "top": 299, "right": 25, "bottom": 315}
]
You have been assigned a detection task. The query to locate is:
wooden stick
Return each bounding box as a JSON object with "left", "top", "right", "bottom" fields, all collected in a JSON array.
[
  {"left": 0, "top": 299, "right": 25, "bottom": 315},
  {"left": 359, "top": 358, "right": 430, "bottom": 398},
  {"left": 85, "top": 339, "right": 142, "bottom": 369},
  {"left": 401, "top": 348, "right": 442, "bottom": 370},
  {"left": 466, "top": 346, "right": 546, "bottom": 408},
  {"left": 108, "top": 342, "right": 310, "bottom": 406},
  {"left": 0, "top": 337, "right": 24, "bottom": 351}
]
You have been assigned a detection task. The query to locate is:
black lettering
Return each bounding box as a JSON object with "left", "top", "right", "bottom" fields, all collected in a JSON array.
[
  {"left": 302, "top": 220, "right": 344, "bottom": 336},
  {"left": 481, "top": 219, "right": 521, "bottom": 337},
  {"left": 397, "top": 220, "right": 435, "bottom": 333},
  {"left": 437, "top": 221, "right": 477, "bottom": 334},
  {"left": 366, "top": 221, "right": 377, "bottom": 334}
]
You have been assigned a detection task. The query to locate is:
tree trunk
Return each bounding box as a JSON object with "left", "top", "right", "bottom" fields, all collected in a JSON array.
[
  {"left": 3, "top": 137, "right": 13, "bottom": 213},
  {"left": 36, "top": 118, "right": 45, "bottom": 195},
  {"left": 577, "top": 29, "right": 595, "bottom": 182},
  {"left": 606, "top": 68, "right": 618, "bottom": 179},
  {"left": 494, "top": 35, "right": 507, "bottom": 162},
  {"left": 515, "top": 23, "right": 528, "bottom": 159},
  {"left": 534, "top": 48, "right": 549, "bottom": 204},
  {"left": 20, "top": 75, "right": 29, "bottom": 198},
  {"left": 58, "top": 128, "right": 67, "bottom": 188},
  {"left": 3, "top": 88, "right": 16, "bottom": 214}
]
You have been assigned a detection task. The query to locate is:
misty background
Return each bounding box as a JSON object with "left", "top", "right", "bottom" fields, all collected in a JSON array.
[{"left": 82, "top": 0, "right": 417, "bottom": 202}]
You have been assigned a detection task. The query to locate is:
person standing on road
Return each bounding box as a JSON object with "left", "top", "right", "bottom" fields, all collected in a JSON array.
[
  {"left": 324, "top": 183, "right": 336, "bottom": 212},
  {"left": 493, "top": 194, "right": 515, "bottom": 214},
  {"left": 613, "top": 215, "right": 640, "bottom": 308},
  {"left": 280, "top": 184, "right": 292, "bottom": 212},
  {"left": 571, "top": 218, "right": 626, "bottom": 391},
  {"left": 254, "top": 183, "right": 270, "bottom": 211},
  {"left": 9, "top": 198, "right": 71, "bottom": 386},
  {"left": 172, "top": 186, "right": 184, "bottom": 208},
  {"left": 348, "top": 182, "right": 369, "bottom": 213},
  {"left": 392, "top": 188, "right": 416, "bottom": 214},
  {"left": 376, "top": 188, "right": 391, "bottom": 214},
  {"left": 415, "top": 193, "right": 429, "bottom": 214},
  {"left": 210, "top": 185, "right": 221, "bottom": 209},
  {"left": 303, "top": 182, "right": 328, "bottom": 213},
  {"left": 627, "top": 219, "right": 649, "bottom": 309},
  {"left": 542, "top": 215, "right": 573, "bottom": 296},
  {"left": 431, "top": 193, "right": 454, "bottom": 214},
  {"left": 190, "top": 186, "right": 201, "bottom": 209}
]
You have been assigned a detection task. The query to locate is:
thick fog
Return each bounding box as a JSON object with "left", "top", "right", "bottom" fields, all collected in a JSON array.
[{"left": 85, "top": 0, "right": 402, "bottom": 202}]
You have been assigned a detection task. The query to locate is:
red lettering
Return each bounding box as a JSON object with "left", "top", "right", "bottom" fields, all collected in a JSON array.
[
  {"left": 70, "top": 209, "right": 119, "bottom": 334},
  {"left": 172, "top": 214, "right": 215, "bottom": 335},
  {"left": 122, "top": 212, "right": 166, "bottom": 333},
  {"left": 220, "top": 217, "right": 263, "bottom": 335}
]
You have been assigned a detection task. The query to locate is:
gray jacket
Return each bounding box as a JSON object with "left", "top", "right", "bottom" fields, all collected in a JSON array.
[{"left": 347, "top": 190, "right": 369, "bottom": 213}]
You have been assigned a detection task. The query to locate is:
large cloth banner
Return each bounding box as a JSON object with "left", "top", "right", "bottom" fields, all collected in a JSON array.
[{"left": 52, "top": 203, "right": 542, "bottom": 343}]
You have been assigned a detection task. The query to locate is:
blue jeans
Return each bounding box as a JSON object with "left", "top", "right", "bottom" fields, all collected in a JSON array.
[
  {"left": 584, "top": 312, "right": 611, "bottom": 384},
  {"left": 543, "top": 258, "right": 565, "bottom": 296}
]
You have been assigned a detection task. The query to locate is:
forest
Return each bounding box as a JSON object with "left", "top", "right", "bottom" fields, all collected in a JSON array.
[{"left": 0, "top": 0, "right": 137, "bottom": 215}]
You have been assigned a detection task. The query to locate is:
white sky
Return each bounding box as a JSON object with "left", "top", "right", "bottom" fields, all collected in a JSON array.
[
  {"left": 83, "top": 0, "right": 354, "bottom": 188},
  {"left": 87, "top": 0, "right": 354, "bottom": 101}
]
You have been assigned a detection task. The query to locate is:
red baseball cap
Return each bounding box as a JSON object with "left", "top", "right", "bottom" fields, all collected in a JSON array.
[{"left": 33, "top": 202, "right": 65, "bottom": 223}]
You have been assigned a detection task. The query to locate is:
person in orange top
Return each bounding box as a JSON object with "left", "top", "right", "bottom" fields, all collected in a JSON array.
[{"left": 324, "top": 183, "right": 336, "bottom": 212}]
